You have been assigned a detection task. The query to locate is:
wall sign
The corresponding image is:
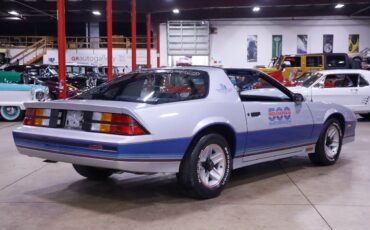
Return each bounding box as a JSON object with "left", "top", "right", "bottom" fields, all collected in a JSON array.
[
  {"left": 297, "top": 35, "right": 308, "bottom": 54},
  {"left": 323, "top": 34, "right": 334, "bottom": 53},
  {"left": 349, "top": 34, "right": 360, "bottom": 53},
  {"left": 247, "top": 35, "right": 258, "bottom": 62},
  {"left": 272, "top": 35, "right": 282, "bottom": 58}
]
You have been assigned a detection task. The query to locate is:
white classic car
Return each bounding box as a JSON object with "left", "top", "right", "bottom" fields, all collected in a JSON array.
[
  {"left": 289, "top": 69, "right": 370, "bottom": 119},
  {"left": 0, "top": 83, "right": 49, "bottom": 121},
  {"left": 13, "top": 67, "right": 356, "bottom": 199}
]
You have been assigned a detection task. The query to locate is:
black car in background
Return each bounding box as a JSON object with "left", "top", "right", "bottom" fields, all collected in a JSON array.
[
  {"left": 98, "top": 66, "right": 121, "bottom": 79},
  {"left": 64, "top": 64, "right": 107, "bottom": 89}
]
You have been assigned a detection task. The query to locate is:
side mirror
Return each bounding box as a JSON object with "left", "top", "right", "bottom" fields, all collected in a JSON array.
[
  {"left": 293, "top": 93, "right": 305, "bottom": 104},
  {"left": 281, "top": 63, "right": 287, "bottom": 69}
]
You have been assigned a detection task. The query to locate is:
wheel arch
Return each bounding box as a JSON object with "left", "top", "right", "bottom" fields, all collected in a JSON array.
[
  {"left": 352, "top": 56, "right": 362, "bottom": 62},
  {"left": 185, "top": 123, "right": 237, "bottom": 160},
  {"left": 326, "top": 112, "right": 346, "bottom": 134}
]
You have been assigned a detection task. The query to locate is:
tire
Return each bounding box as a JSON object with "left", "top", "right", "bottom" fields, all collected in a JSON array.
[
  {"left": 359, "top": 113, "right": 370, "bottom": 120},
  {"left": 177, "top": 134, "right": 232, "bottom": 199},
  {"left": 309, "top": 119, "right": 343, "bottom": 166},
  {"left": 72, "top": 164, "right": 116, "bottom": 180},
  {"left": 0, "top": 106, "right": 22, "bottom": 121}
]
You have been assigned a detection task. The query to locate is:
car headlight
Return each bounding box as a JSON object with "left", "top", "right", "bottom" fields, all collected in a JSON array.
[{"left": 35, "top": 91, "right": 45, "bottom": 101}]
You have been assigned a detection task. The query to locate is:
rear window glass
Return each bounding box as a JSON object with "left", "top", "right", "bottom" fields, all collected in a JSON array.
[
  {"left": 327, "top": 55, "right": 347, "bottom": 68},
  {"left": 283, "top": 57, "right": 301, "bottom": 67},
  {"left": 73, "top": 70, "right": 209, "bottom": 104},
  {"left": 306, "top": 56, "right": 323, "bottom": 67}
]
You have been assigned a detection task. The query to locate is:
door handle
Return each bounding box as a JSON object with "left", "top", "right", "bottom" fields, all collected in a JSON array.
[{"left": 250, "top": 112, "right": 261, "bottom": 117}]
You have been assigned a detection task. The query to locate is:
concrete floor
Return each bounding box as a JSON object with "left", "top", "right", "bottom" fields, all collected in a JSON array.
[{"left": 0, "top": 120, "right": 370, "bottom": 230}]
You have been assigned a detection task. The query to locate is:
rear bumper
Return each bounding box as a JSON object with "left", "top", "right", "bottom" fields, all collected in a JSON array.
[
  {"left": 13, "top": 129, "right": 182, "bottom": 173},
  {"left": 16, "top": 146, "right": 180, "bottom": 173}
]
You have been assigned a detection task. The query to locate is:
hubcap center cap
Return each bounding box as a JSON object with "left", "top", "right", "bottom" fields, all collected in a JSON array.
[{"left": 202, "top": 158, "right": 215, "bottom": 171}]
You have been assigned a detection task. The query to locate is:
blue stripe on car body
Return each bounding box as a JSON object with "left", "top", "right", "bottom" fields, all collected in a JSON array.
[{"left": 13, "top": 122, "right": 328, "bottom": 162}]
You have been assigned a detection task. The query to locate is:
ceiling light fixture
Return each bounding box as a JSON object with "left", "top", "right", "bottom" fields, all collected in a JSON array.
[
  {"left": 335, "top": 3, "right": 345, "bottom": 9},
  {"left": 253, "top": 7, "right": 260, "bottom": 12},
  {"left": 173, "top": 8, "right": 180, "bottom": 14},
  {"left": 8, "top": 11, "right": 19, "bottom": 16},
  {"left": 6, "top": 17, "right": 21, "bottom": 20},
  {"left": 92, "top": 10, "right": 101, "bottom": 16}
]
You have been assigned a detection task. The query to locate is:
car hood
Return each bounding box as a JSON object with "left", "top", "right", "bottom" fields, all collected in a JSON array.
[{"left": 257, "top": 67, "right": 279, "bottom": 74}]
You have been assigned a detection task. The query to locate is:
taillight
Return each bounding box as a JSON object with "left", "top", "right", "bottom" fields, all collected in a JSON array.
[
  {"left": 23, "top": 108, "right": 51, "bottom": 127},
  {"left": 90, "top": 112, "right": 148, "bottom": 136}
]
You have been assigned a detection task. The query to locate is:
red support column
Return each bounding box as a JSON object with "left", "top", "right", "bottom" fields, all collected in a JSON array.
[
  {"left": 156, "top": 23, "right": 160, "bottom": 67},
  {"left": 131, "top": 0, "right": 137, "bottom": 71},
  {"left": 106, "top": 0, "right": 113, "bottom": 81},
  {"left": 57, "top": 0, "right": 67, "bottom": 99},
  {"left": 146, "top": 13, "right": 151, "bottom": 68}
]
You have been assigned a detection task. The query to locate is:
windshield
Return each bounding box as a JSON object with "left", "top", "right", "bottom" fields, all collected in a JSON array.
[
  {"left": 73, "top": 70, "right": 209, "bottom": 104},
  {"left": 273, "top": 56, "right": 284, "bottom": 68},
  {"left": 48, "top": 67, "right": 58, "bottom": 76},
  {"left": 301, "top": 73, "right": 323, "bottom": 88}
]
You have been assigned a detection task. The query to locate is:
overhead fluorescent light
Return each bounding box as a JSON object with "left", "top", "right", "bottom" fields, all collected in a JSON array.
[
  {"left": 6, "top": 17, "right": 21, "bottom": 20},
  {"left": 335, "top": 4, "right": 345, "bottom": 9},
  {"left": 8, "top": 11, "right": 19, "bottom": 16},
  {"left": 253, "top": 7, "right": 260, "bottom": 12},
  {"left": 92, "top": 10, "right": 101, "bottom": 16},
  {"left": 173, "top": 8, "right": 180, "bottom": 14}
]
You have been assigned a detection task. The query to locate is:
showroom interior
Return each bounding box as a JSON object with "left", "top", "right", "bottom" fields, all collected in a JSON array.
[{"left": 1, "top": 0, "right": 370, "bottom": 229}]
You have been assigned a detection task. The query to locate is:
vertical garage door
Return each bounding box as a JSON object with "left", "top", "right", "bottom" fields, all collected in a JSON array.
[{"left": 167, "top": 21, "right": 210, "bottom": 56}]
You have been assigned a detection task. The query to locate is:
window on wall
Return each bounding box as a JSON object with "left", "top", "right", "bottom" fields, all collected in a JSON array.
[
  {"left": 167, "top": 21, "right": 210, "bottom": 56},
  {"left": 306, "top": 56, "right": 323, "bottom": 67}
]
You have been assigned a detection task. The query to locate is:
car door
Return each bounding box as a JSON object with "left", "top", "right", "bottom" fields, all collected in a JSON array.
[
  {"left": 311, "top": 73, "right": 362, "bottom": 111},
  {"left": 355, "top": 74, "right": 370, "bottom": 113},
  {"left": 232, "top": 70, "right": 314, "bottom": 162}
]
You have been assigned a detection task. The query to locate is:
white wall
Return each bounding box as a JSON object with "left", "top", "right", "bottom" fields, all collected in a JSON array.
[
  {"left": 209, "top": 17, "right": 370, "bottom": 68},
  {"left": 160, "top": 23, "right": 168, "bottom": 67},
  {"left": 159, "top": 17, "right": 370, "bottom": 68},
  {"left": 43, "top": 48, "right": 158, "bottom": 70}
]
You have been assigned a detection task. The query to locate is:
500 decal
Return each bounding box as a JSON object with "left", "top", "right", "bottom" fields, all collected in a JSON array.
[{"left": 268, "top": 107, "right": 292, "bottom": 125}]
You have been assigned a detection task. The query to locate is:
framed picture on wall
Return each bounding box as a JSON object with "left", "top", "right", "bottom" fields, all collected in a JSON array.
[
  {"left": 323, "top": 34, "right": 334, "bottom": 53},
  {"left": 349, "top": 34, "right": 360, "bottom": 53},
  {"left": 272, "top": 35, "right": 282, "bottom": 58},
  {"left": 247, "top": 35, "right": 258, "bottom": 62},
  {"left": 297, "top": 35, "right": 308, "bottom": 54}
]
